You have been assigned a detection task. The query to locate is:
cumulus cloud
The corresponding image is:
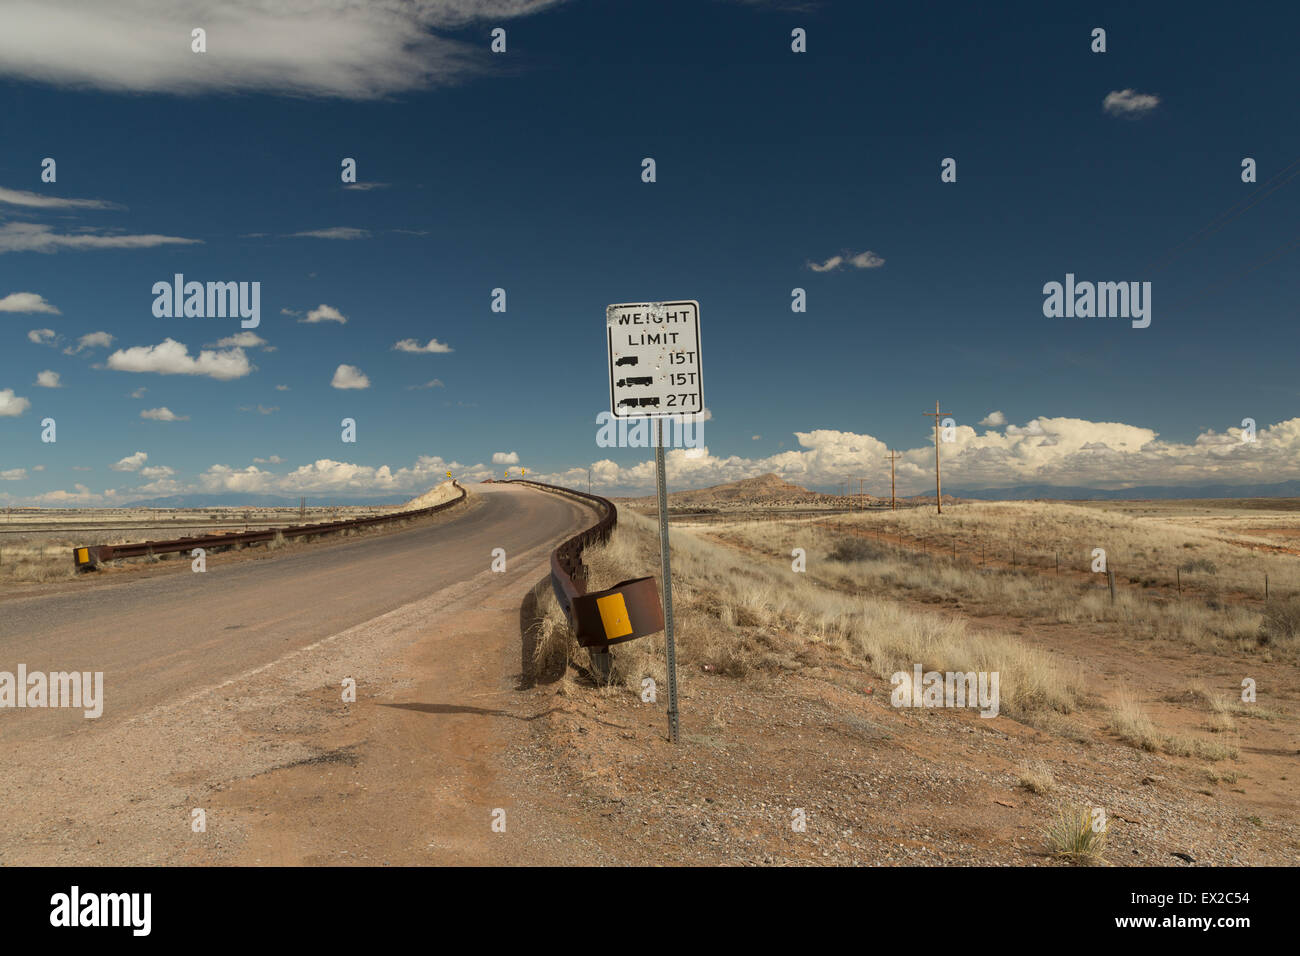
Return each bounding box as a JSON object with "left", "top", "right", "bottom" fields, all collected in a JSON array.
[
  {"left": 35, "top": 370, "right": 61, "bottom": 388},
  {"left": 106, "top": 338, "right": 253, "bottom": 380},
  {"left": 27, "top": 328, "right": 57, "bottom": 345},
  {"left": 1104, "top": 89, "right": 1160, "bottom": 116},
  {"left": 138, "top": 465, "right": 175, "bottom": 478},
  {"left": 64, "top": 331, "right": 114, "bottom": 354},
  {"left": 492, "top": 451, "right": 520, "bottom": 464},
  {"left": 300, "top": 304, "right": 347, "bottom": 324},
  {"left": 0, "top": 0, "right": 570, "bottom": 100},
  {"left": 979, "top": 411, "right": 1007, "bottom": 427},
  {"left": 141, "top": 406, "right": 188, "bottom": 421},
  {"left": 253, "top": 455, "right": 285, "bottom": 465},
  {"left": 0, "top": 388, "right": 30, "bottom": 416},
  {"left": 207, "top": 331, "right": 271, "bottom": 349},
  {"left": 110, "top": 451, "right": 148, "bottom": 472},
  {"left": 0, "top": 291, "right": 60, "bottom": 313},
  {"left": 393, "top": 337, "right": 453, "bottom": 353},
  {"left": 0, "top": 222, "right": 200, "bottom": 254},
  {"left": 406, "top": 379, "right": 444, "bottom": 390},
  {"left": 519, "top": 415, "right": 1300, "bottom": 495},
  {"left": 1, "top": 468, "right": 26, "bottom": 480},
  {"left": 331, "top": 364, "right": 370, "bottom": 389}
]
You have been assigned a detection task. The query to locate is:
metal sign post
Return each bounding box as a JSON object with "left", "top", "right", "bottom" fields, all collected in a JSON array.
[{"left": 655, "top": 417, "right": 680, "bottom": 744}]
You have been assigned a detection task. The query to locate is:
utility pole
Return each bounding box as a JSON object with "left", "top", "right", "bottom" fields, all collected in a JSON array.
[
  {"left": 884, "top": 451, "right": 900, "bottom": 511},
  {"left": 922, "top": 400, "right": 951, "bottom": 514},
  {"left": 587, "top": 467, "right": 592, "bottom": 494}
]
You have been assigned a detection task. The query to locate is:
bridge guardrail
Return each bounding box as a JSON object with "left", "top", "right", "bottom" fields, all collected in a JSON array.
[
  {"left": 73, "top": 482, "right": 467, "bottom": 571},
  {"left": 508, "top": 479, "right": 663, "bottom": 647}
]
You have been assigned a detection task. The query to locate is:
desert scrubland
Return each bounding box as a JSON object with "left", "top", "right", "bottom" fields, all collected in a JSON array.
[{"left": 522, "top": 496, "right": 1298, "bottom": 865}]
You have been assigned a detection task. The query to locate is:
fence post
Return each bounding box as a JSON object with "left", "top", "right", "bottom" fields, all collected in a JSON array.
[{"left": 1108, "top": 568, "right": 1116, "bottom": 605}]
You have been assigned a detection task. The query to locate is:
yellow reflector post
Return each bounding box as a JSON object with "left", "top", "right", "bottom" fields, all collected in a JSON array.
[
  {"left": 595, "top": 593, "right": 633, "bottom": 640},
  {"left": 76, "top": 548, "right": 90, "bottom": 564}
]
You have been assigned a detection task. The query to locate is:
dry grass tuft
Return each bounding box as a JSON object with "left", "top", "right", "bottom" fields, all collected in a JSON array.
[
  {"left": 1017, "top": 759, "right": 1055, "bottom": 795},
  {"left": 1043, "top": 802, "right": 1108, "bottom": 864}
]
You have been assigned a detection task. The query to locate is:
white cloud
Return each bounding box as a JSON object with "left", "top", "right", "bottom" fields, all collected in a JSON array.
[
  {"left": 0, "top": 388, "right": 30, "bottom": 416},
  {"left": 27, "top": 328, "right": 57, "bottom": 344},
  {"left": 207, "top": 331, "right": 269, "bottom": 349},
  {"left": 301, "top": 304, "right": 347, "bottom": 324},
  {"left": 64, "top": 331, "right": 114, "bottom": 354},
  {"left": 253, "top": 455, "right": 285, "bottom": 465},
  {"left": 848, "top": 250, "right": 885, "bottom": 269},
  {"left": 129, "top": 387, "right": 147, "bottom": 398},
  {"left": 0, "top": 291, "right": 60, "bottom": 313},
  {"left": 518, "top": 415, "right": 1300, "bottom": 495},
  {"left": 979, "top": 411, "right": 1007, "bottom": 427},
  {"left": 344, "top": 183, "right": 390, "bottom": 191},
  {"left": 1104, "top": 89, "right": 1160, "bottom": 116},
  {"left": 0, "top": 1, "right": 570, "bottom": 100},
  {"left": 0, "top": 186, "right": 119, "bottom": 210},
  {"left": 20, "top": 484, "right": 118, "bottom": 506},
  {"left": 274, "top": 384, "right": 290, "bottom": 391},
  {"left": 35, "top": 370, "right": 61, "bottom": 388},
  {"left": 807, "top": 250, "right": 885, "bottom": 272},
  {"left": 106, "top": 338, "right": 253, "bottom": 380},
  {"left": 141, "top": 406, "right": 188, "bottom": 421},
  {"left": 807, "top": 255, "right": 843, "bottom": 272},
  {"left": 110, "top": 451, "right": 148, "bottom": 472},
  {"left": 492, "top": 451, "right": 519, "bottom": 464},
  {"left": 138, "top": 465, "right": 175, "bottom": 478},
  {"left": 406, "top": 379, "right": 445, "bottom": 390},
  {"left": 239, "top": 404, "right": 279, "bottom": 414},
  {"left": 393, "top": 337, "right": 453, "bottom": 353},
  {"left": 331, "top": 364, "right": 370, "bottom": 389},
  {"left": 0, "top": 222, "right": 200, "bottom": 254},
  {"left": 1, "top": 468, "right": 25, "bottom": 481},
  {"left": 287, "top": 227, "right": 371, "bottom": 240}
]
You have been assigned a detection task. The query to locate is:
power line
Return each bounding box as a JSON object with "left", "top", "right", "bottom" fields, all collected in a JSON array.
[{"left": 1144, "top": 154, "right": 1300, "bottom": 275}]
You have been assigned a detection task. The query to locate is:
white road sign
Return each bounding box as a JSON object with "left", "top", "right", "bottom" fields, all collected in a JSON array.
[{"left": 606, "top": 300, "right": 703, "bottom": 419}]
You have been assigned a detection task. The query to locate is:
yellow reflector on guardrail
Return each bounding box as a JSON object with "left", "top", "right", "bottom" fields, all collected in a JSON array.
[
  {"left": 595, "top": 593, "right": 633, "bottom": 640},
  {"left": 76, "top": 548, "right": 90, "bottom": 565}
]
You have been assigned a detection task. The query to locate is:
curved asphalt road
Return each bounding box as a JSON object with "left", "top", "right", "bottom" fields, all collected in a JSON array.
[{"left": 0, "top": 483, "right": 596, "bottom": 743}]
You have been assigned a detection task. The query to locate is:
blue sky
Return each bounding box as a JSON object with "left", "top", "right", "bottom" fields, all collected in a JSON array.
[{"left": 1, "top": 0, "right": 1298, "bottom": 503}]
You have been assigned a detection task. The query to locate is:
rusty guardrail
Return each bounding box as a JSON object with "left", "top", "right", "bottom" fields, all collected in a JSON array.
[
  {"left": 508, "top": 479, "right": 663, "bottom": 647},
  {"left": 72, "top": 482, "right": 467, "bottom": 571}
]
